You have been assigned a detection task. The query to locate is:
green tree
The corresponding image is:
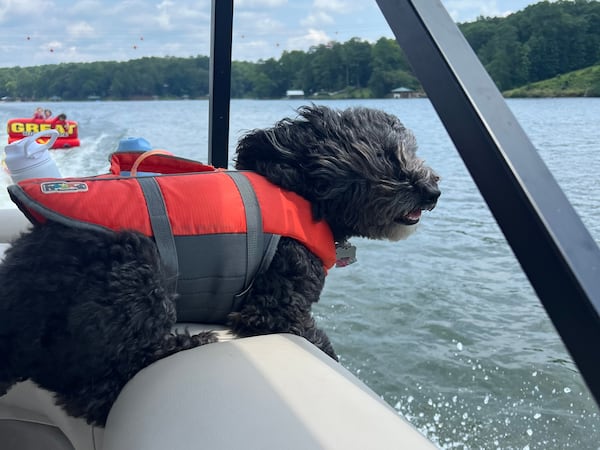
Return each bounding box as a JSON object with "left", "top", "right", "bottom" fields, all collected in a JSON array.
[
  {"left": 279, "top": 50, "right": 309, "bottom": 91},
  {"left": 368, "top": 37, "right": 417, "bottom": 97},
  {"left": 462, "top": 0, "right": 600, "bottom": 89},
  {"left": 341, "top": 38, "right": 372, "bottom": 88},
  {"left": 231, "top": 61, "right": 258, "bottom": 98},
  {"left": 479, "top": 23, "right": 530, "bottom": 90},
  {"left": 307, "top": 43, "right": 345, "bottom": 93},
  {"left": 254, "top": 58, "right": 286, "bottom": 98}
]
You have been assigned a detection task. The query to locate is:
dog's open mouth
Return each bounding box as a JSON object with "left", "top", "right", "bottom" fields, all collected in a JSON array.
[{"left": 397, "top": 209, "right": 422, "bottom": 225}]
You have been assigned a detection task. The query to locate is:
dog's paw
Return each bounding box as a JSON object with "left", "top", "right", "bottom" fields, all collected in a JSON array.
[
  {"left": 190, "top": 331, "right": 219, "bottom": 346},
  {"left": 153, "top": 330, "right": 218, "bottom": 361}
]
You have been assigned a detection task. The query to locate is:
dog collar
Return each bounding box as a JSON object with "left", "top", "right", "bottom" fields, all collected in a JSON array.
[{"left": 335, "top": 241, "right": 357, "bottom": 267}]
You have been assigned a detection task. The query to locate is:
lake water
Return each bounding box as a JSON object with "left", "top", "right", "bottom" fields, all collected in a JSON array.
[{"left": 1, "top": 98, "right": 600, "bottom": 449}]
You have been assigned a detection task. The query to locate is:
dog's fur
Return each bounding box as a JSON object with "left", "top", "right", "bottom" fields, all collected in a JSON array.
[{"left": 0, "top": 105, "right": 440, "bottom": 426}]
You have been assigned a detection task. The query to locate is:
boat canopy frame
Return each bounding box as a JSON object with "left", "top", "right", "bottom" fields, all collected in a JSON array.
[{"left": 207, "top": 0, "right": 600, "bottom": 407}]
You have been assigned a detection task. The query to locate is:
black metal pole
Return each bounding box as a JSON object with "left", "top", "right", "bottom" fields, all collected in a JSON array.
[
  {"left": 208, "top": 0, "right": 234, "bottom": 168},
  {"left": 375, "top": 0, "right": 600, "bottom": 406}
]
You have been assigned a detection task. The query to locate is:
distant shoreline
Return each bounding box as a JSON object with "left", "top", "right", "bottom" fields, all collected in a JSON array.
[
  {"left": 2, "top": 95, "right": 598, "bottom": 103},
  {"left": 2, "top": 92, "right": 599, "bottom": 103}
]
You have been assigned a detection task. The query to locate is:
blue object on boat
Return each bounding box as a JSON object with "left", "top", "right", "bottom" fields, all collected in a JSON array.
[
  {"left": 116, "top": 137, "right": 157, "bottom": 176},
  {"left": 117, "top": 137, "right": 152, "bottom": 153}
]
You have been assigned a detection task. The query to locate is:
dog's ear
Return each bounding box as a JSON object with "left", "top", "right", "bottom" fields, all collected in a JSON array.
[
  {"left": 234, "top": 125, "right": 308, "bottom": 190},
  {"left": 234, "top": 105, "right": 361, "bottom": 203}
]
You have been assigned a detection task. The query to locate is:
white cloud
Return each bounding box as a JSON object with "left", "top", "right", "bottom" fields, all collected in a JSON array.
[
  {"left": 0, "top": 0, "right": 541, "bottom": 67},
  {"left": 311, "top": 0, "right": 352, "bottom": 14},
  {"left": 0, "top": 0, "right": 53, "bottom": 22},
  {"left": 44, "top": 40, "right": 63, "bottom": 51},
  {"left": 236, "top": 0, "right": 287, "bottom": 7},
  {"left": 71, "top": 0, "right": 103, "bottom": 15},
  {"left": 155, "top": 0, "right": 176, "bottom": 30},
  {"left": 287, "top": 28, "right": 330, "bottom": 50},
  {"left": 68, "top": 21, "right": 95, "bottom": 39},
  {"left": 235, "top": 11, "right": 287, "bottom": 37},
  {"left": 301, "top": 11, "right": 334, "bottom": 27},
  {"left": 443, "top": 0, "right": 515, "bottom": 22},
  {"left": 232, "top": 38, "right": 272, "bottom": 61}
]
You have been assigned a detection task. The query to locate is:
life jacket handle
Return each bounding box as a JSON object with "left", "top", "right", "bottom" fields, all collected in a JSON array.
[{"left": 130, "top": 149, "right": 174, "bottom": 176}]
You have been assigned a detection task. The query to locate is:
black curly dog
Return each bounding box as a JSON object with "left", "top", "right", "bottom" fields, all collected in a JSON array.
[{"left": 0, "top": 105, "right": 440, "bottom": 426}]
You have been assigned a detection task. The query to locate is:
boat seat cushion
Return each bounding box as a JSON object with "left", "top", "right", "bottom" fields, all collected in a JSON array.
[
  {"left": 0, "top": 420, "right": 75, "bottom": 450},
  {"left": 102, "top": 334, "right": 436, "bottom": 450},
  {"left": 0, "top": 324, "right": 230, "bottom": 450}
]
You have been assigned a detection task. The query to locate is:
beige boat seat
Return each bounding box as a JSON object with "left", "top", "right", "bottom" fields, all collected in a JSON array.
[
  {"left": 102, "top": 333, "right": 436, "bottom": 450},
  {"left": 1, "top": 333, "right": 436, "bottom": 450}
]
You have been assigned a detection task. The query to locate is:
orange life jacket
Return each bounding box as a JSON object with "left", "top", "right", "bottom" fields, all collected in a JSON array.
[{"left": 8, "top": 154, "right": 335, "bottom": 324}]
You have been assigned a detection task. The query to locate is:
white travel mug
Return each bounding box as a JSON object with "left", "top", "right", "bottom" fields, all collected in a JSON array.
[{"left": 4, "top": 130, "right": 61, "bottom": 183}]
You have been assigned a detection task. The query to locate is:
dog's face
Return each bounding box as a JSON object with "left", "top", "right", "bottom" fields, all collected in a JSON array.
[{"left": 235, "top": 105, "right": 440, "bottom": 242}]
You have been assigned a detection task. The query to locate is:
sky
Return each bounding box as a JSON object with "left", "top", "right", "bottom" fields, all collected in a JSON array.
[{"left": 0, "top": 0, "right": 547, "bottom": 68}]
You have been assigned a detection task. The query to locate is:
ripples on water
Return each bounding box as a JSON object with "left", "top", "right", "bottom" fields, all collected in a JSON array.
[{"left": 1, "top": 98, "right": 599, "bottom": 449}]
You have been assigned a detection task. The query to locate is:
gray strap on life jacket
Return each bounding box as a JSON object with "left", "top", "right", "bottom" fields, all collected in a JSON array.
[
  {"left": 225, "top": 172, "right": 263, "bottom": 289},
  {"left": 137, "top": 176, "right": 179, "bottom": 293},
  {"left": 226, "top": 172, "right": 282, "bottom": 312},
  {"left": 256, "top": 233, "right": 281, "bottom": 275},
  {"left": 231, "top": 232, "right": 281, "bottom": 305}
]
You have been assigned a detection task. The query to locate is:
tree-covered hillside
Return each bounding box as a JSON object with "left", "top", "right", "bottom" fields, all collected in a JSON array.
[
  {"left": 0, "top": 0, "right": 598, "bottom": 100},
  {"left": 460, "top": 0, "right": 600, "bottom": 91},
  {"left": 504, "top": 64, "right": 600, "bottom": 97}
]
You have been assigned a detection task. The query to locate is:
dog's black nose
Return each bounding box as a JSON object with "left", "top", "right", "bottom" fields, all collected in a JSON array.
[{"left": 421, "top": 184, "right": 441, "bottom": 206}]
